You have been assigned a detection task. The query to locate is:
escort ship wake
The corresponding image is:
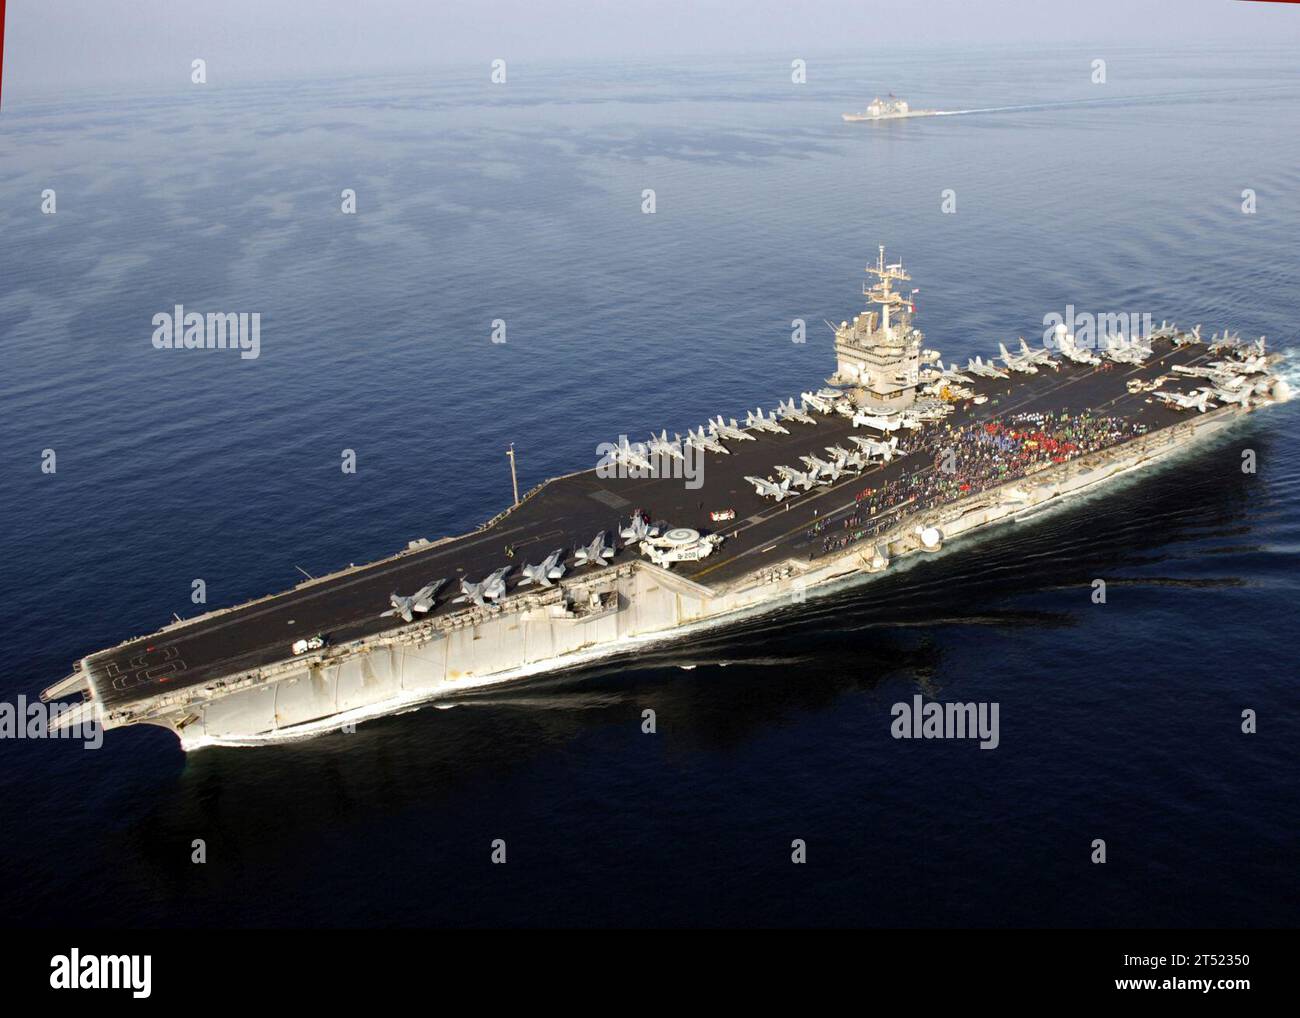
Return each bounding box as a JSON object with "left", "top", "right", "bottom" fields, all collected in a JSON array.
[{"left": 42, "top": 249, "right": 1291, "bottom": 748}]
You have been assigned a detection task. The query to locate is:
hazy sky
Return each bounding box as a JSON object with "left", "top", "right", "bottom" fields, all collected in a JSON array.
[{"left": 7, "top": 0, "right": 1300, "bottom": 92}]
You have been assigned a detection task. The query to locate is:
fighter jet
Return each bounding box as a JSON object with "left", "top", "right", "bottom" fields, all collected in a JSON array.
[
  {"left": 935, "top": 360, "right": 973, "bottom": 384},
  {"left": 1172, "top": 363, "right": 1219, "bottom": 380},
  {"left": 1210, "top": 328, "right": 1248, "bottom": 355},
  {"left": 518, "top": 550, "right": 566, "bottom": 588},
  {"left": 573, "top": 531, "right": 616, "bottom": 568},
  {"left": 1101, "top": 340, "right": 1136, "bottom": 365},
  {"left": 824, "top": 444, "right": 863, "bottom": 471},
  {"left": 1209, "top": 385, "right": 1253, "bottom": 408},
  {"left": 745, "top": 475, "right": 798, "bottom": 501},
  {"left": 612, "top": 435, "right": 653, "bottom": 472},
  {"left": 1102, "top": 335, "right": 1147, "bottom": 365},
  {"left": 775, "top": 464, "right": 824, "bottom": 490},
  {"left": 709, "top": 415, "right": 755, "bottom": 442},
  {"left": 1155, "top": 390, "right": 1215, "bottom": 413},
  {"left": 454, "top": 567, "right": 512, "bottom": 606},
  {"left": 620, "top": 513, "right": 660, "bottom": 546},
  {"left": 822, "top": 446, "right": 866, "bottom": 472},
  {"left": 852, "top": 410, "right": 903, "bottom": 432},
  {"left": 380, "top": 579, "right": 446, "bottom": 622},
  {"left": 685, "top": 426, "right": 728, "bottom": 455},
  {"left": 1054, "top": 327, "right": 1101, "bottom": 366},
  {"left": 1218, "top": 353, "right": 1268, "bottom": 376},
  {"left": 800, "top": 454, "right": 845, "bottom": 483},
  {"left": 999, "top": 341, "right": 1040, "bottom": 374},
  {"left": 1206, "top": 356, "right": 1234, "bottom": 371},
  {"left": 849, "top": 434, "right": 899, "bottom": 462},
  {"left": 1205, "top": 369, "right": 1250, "bottom": 393},
  {"left": 776, "top": 398, "right": 816, "bottom": 426},
  {"left": 1149, "top": 320, "right": 1178, "bottom": 343},
  {"left": 647, "top": 430, "right": 686, "bottom": 463},
  {"left": 746, "top": 408, "right": 790, "bottom": 435},
  {"left": 966, "top": 355, "right": 1008, "bottom": 379},
  {"left": 1017, "top": 338, "right": 1061, "bottom": 370},
  {"left": 1172, "top": 324, "right": 1203, "bottom": 347}
]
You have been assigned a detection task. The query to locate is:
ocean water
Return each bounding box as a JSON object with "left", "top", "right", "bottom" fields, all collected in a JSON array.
[{"left": 1, "top": 45, "right": 1298, "bottom": 927}]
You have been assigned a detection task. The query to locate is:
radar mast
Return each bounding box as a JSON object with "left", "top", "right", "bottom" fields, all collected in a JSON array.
[{"left": 864, "top": 244, "right": 912, "bottom": 337}]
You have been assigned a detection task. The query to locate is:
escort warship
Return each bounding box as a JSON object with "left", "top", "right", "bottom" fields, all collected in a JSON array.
[
  {"left": 42, "top": 249, "right": 1291, "bottom": 748},
  {"left": 842, "top": 95, "right": 941, "bottom": 122}
]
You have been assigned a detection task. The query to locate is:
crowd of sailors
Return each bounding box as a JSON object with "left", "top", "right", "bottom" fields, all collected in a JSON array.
[{"left": 806, "top": 410, "right": 1151, "bottom": 557}]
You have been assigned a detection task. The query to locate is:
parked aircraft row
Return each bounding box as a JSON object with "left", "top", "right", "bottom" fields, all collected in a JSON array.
[
  {"left": 1173, "top": 363, "right": 1256, "bottom": 392},
  {"left": 1207, "top": 330, "right": 1266, "bottom": 356},
  {"left": 745, "top": 434, "right": 904, "bottom": 501},
  {"left": 1212, "top": 353, "right": 1269, "bottom": 376},
  {"left": 607, "top": 392, "right": 849, "bottom": 474},
  {"left": 1153, "top": 361, "right": 1272, "bottom": 413},
  {"left": 1156, "top": 323, "right": 1252, "bottom": 351},
  {"left": 378, "top": 513, "right": 675, "bottom": 620},
  {"left": 969, "top": 323, "right": 1265, "bottom": 390}
]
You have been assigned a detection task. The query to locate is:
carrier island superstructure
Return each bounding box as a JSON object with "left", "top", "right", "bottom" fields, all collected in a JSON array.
[{"left": 42, "top": 250, "right": 1291, "bottom": 748}]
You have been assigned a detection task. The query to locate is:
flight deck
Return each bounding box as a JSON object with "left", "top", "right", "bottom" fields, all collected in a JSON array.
[{"left": 82, "top": 339, "right": 1222, "bottom": 712}]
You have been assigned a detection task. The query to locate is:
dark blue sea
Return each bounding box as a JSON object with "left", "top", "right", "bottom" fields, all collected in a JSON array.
[{"left": 2, "top": 45, "right": 1298, "bottom": 927}]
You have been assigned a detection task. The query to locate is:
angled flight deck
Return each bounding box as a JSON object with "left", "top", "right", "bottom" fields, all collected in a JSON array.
[{"left": 84, "top": 339, "right": 1219, "bottom": 712}]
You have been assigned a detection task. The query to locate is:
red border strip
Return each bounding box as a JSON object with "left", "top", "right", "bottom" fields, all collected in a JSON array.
[{"left": 0, "top": 0, "right": 7, "bottom": 109}]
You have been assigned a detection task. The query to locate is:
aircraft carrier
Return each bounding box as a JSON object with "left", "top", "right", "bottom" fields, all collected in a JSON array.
[{"left": 41, "top": 249, "right": 1291, "bottom": 748}]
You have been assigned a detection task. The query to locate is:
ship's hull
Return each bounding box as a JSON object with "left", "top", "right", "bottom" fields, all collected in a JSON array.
[
  {"left": 119, "top": 401, "right": 1254, "bottom": 749},
  {"left": 842, "top": 110, "right": 940, "bottom": 122}
]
